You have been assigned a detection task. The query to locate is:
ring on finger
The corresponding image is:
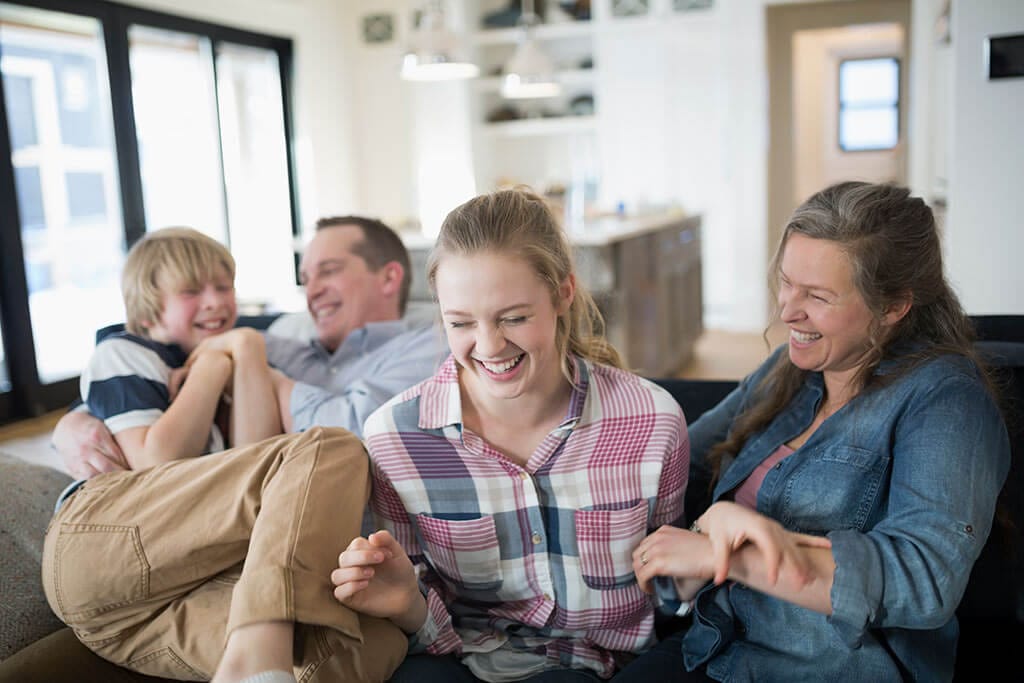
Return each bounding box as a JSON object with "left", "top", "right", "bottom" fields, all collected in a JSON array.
[{"left": 640, "top": 550, "right": 649, "bottom": 566}]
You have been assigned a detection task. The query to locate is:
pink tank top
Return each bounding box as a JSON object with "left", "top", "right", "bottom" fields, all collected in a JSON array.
[{"left": 733, "top": 443, "right": 795, "bottom": 509}]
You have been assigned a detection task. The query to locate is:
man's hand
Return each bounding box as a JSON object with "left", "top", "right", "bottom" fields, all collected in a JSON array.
[{"left": 52, "top": 410, "right": 129, "bottom": 478}]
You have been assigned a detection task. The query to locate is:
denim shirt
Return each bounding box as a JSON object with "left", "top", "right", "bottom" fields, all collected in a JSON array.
[{"left": 682, "top": 346, "right": 1010, "bottom": 682}]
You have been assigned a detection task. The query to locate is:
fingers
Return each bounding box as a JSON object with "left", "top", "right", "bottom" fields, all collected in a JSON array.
[
  {"left": 338, "top": 536, "right": 391, "bottom": 568},
  {"left": 88, "top": 451, "right": 127, "bottom": 474},
  {"left": 794, "top": 532, "right": 832, "bottom": 548},
  {"left": 332, "top": 537, "right": 384, "bottom": 601},
  {"left": 708, "top": 533, "right": 733, "bottom": 585}
]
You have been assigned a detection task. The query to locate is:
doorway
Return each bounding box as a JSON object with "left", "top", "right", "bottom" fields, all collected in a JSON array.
[{"left": 766, "top": 0, "right": 912, "bottom": 254}]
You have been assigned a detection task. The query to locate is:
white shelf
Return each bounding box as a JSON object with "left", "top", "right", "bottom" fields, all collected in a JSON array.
[
  {"left": 481, "top": 115, "right": 597, "bottom": 137},
  {"left": 472, "top": 21, "right": 593, "bottom": 45},
  {"left": 473, "top": 69, "right": 596, "bottom": 93}
]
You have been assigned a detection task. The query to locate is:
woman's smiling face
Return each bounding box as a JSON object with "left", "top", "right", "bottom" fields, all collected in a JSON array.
[{"left": 777, "top": 233, "right": 880, "bottom": 383}]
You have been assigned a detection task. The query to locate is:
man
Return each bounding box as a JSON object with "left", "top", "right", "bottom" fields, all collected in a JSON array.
[{"left": 52, "top": 215, "right": 447, "bottom": 478}]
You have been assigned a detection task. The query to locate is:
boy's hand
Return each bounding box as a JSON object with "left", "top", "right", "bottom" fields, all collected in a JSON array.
[{"left": 188, "top": 328, "right": 263, "bottom": 363}]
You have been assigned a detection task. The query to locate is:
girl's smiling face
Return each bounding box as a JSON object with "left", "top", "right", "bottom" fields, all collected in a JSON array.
[{"left": 434, "top": 250, "right": 573, "bottom": 408}]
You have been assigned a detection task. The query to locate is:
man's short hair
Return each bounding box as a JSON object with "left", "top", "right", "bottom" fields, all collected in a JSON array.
[
  {"left": 122, "top": 227, "right": 235, "bottom": 337},
  {"left": 315, "top": 215, "right": 412, "bottom": 315}
]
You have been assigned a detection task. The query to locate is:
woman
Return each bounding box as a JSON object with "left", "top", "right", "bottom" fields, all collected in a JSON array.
[
  {"left": 629, "top": 181, "right": 1011, "bottom": 682},
  {"left": 331, "top": 188, "right": 694, "bottom": 681}
]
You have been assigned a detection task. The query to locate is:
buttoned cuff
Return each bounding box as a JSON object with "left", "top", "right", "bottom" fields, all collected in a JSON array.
[{"left": 827, "top": 529, "right": 883, "bottom": 647}]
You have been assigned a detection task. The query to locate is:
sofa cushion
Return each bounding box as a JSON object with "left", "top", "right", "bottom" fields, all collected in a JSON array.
[{"left": 0, "top": 452, "right": 71, "bottom": 661}]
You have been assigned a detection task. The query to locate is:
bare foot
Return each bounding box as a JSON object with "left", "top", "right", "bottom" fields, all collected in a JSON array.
[{"left": 210, "top": 621, "right": 294, "bottom": 683}]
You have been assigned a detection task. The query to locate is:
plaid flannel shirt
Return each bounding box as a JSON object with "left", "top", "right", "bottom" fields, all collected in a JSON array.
[{"left": 363, "top": 355, "right": 688, "bottom": 680}]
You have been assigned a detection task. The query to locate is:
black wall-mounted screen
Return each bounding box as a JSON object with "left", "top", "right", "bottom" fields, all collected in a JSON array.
[{"left": 988, "top": 33, "right": 1024, "bottom": 80}]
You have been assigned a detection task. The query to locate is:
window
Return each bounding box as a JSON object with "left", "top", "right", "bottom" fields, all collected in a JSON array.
[
  {"left": 0, "top": 0, "right": 296, "bottom": 422},
  {"left": 838, "top": 57, "right": 899, "bottom": 152}
]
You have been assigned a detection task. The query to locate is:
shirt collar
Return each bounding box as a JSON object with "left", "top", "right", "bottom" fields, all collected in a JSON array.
[{"left": 311, "top": 319, "right": 413, "bottom": 357}]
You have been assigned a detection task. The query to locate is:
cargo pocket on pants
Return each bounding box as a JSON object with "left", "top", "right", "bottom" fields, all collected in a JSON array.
[{"left": 52, "top": 523, "right": 151, "bottom": 624}]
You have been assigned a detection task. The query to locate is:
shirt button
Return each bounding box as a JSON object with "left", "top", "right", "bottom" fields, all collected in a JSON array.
[
  {"left": 519, "top": 471, "right": 529, "bottom": 480},
  {"left": 543, "top": 593, "right": 552, "bottom": 601},
  {"left": 531, "top": 532, "right": 542, "bottom": 545},
  {"left": 330, "top": 366, "right": 338, "bottom": 374},
  {"left": 965, "top": 524, "right": 974, "bottom": 534},
  {"left": 774, "top": 462, "right": 783, "bottom": 470}
]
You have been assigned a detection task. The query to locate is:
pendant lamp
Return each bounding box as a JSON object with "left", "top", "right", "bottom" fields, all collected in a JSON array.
[
  {"left": 401, "top": 0, "right": 479, "bottom": 81},
  {"left": 501, "top": 0, "right": 562, "bottom": 99}
]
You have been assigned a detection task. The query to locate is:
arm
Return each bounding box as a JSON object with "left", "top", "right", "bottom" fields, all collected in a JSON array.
[
  {"left": 634, "top": 520, "right": 835, "bottom": 613},
  {"left": 218, "top": 329, "right": 283, "bottom": 445},
  {"left": 51, "top": 408, "right": 128, "bottom": 478},
  {"left": 284, "top": 327, "right": 445, "bottom": 436},
  {"left": 826, "top": 370, "right": 1010, "bottom": 637},
  {"left": 114, "top": 349, "right": 233, "bottom": 469},
  {"left": 349, "top": 432, "right": 463, "bottom": 654},
  {"left": 272, "top": 371, "right": 296, "bottom": 433}
]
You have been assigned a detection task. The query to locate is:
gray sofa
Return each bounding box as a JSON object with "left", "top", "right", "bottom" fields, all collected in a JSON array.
[
  {"left": 0, "top": 452, "right": 71, "bottom": 659},
  {"left": 2, "top": 315, "right": 1020, "bottom": 681}
]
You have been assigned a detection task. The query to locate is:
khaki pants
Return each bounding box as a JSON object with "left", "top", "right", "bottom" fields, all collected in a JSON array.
[{"left": 40, "top": 427, "right": 407, "bottom": 682}]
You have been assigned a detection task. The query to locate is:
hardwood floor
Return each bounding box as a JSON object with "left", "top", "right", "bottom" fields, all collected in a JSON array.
[{"left": 676, "top": 327, "right": 783, "bottom": 380}]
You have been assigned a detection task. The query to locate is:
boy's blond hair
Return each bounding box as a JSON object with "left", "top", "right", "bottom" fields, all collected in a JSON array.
[{"left": 122, "top": 227, "right": 235, "bottom": 337}]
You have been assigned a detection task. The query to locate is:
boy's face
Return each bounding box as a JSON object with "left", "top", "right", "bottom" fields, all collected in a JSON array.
[{"left": 144, "top": 266, "right": 237, "bottom": 353}]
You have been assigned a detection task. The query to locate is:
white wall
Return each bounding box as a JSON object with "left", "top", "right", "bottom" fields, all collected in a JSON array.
[
  {"left": 119, "top": 0, "right": 1017, "bottom": 328},
  {"left": 946, "top": 0, "right": 1024, "bottom": 315}
]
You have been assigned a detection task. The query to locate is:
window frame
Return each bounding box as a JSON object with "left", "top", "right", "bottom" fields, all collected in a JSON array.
[
  {"left": 836, "top": 55, "right": 901, "bottom": 153},
  {"left": 0, "top": 0, "right": 298, "bottom": 423}
]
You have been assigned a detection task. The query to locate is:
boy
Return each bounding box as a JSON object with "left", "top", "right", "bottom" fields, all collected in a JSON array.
[{"left": 79, "top": 226, "right": 280, "bottom": 471}]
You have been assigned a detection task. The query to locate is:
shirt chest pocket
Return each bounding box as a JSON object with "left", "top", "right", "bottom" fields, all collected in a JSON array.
[
  {"left": 574, "top": 500, "right": 649, "bottom": 590},
  {"left": 415, "top": 514, "right": 503, "bottom": 591},
  {"left": 781, "top": 445, "right": 887, "bottom": 532}
]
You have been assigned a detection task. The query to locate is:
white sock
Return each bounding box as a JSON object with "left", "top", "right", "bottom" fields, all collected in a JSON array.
[{"left": 237, "top": 671, "right": 296, "bottom": 683}]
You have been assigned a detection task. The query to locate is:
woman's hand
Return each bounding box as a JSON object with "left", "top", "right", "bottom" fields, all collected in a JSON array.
[
  {"left": 696, "top": 501, "right": 831, "bottom": 586},
  {"left": 331, "top": 530, "right": 427, "bottom": 633}
]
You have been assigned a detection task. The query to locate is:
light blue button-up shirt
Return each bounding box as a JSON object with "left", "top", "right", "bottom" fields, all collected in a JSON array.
[
  {"left": 265, "top": 319, "right": 448, "bottom": 437},
  {"left": 681, "top": 346, "right": 1010, "bottom": 682}
]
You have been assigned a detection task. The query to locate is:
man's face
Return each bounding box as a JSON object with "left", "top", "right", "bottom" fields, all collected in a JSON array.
[{"left": 299, "top": 225, "right": 396, "bottom": 353}]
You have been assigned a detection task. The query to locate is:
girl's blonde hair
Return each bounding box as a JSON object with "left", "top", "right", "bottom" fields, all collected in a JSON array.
[
  {"left": 122, "top": 227, "right": 235, "bottom": 337},
  {"left": 427, "top": 187, "right": 624, "bottom": 379}
]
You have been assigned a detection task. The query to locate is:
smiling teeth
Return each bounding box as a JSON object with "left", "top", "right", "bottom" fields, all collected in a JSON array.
[
  {"left": 791, "top": 330, "right": 822, "bottom": 343},
  {"left": 313, "top": 305, "right": 338, "bottom": 321},
  {"left": 481, "top": 355, "right": 522, "bottom": 373}
]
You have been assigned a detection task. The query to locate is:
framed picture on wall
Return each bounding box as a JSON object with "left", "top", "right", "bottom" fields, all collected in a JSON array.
[{"left": 987, "top": 33, "right": 1024, "bottom": 80}]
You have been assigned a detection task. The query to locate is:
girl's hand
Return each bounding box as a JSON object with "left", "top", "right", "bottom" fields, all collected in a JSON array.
[
  {"left": 696, "top": 501, "right": 831, "bottom": 586},
  {"left": 331, "top": 530, "right": 426, "bottom": 632},
  {"left": 632, "top": 525, "right": 715, "bottom": 595}
]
